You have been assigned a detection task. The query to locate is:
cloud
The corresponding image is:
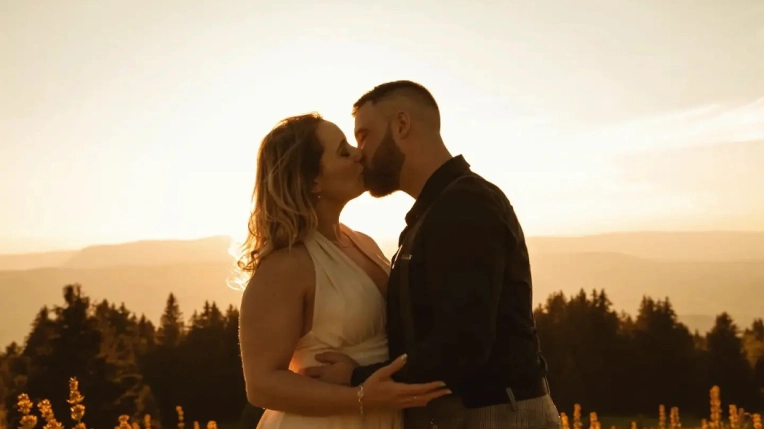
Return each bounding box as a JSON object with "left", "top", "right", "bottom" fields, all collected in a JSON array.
[
  {"left": 571, "top": 97, "right": 764, "bottom": 157},
  {"left": 531, "top": 97, "right": 762, "bottom": 184},
  {"left": 541, "top": 98, "right": 762, "bottom": 203},
  {"left": 471, "top": 96, "right": 764, "bottom": 180},
  {"left": 451, "top": 96, "right": 764, "bottom": 234},
  {"left": 601, "top": 97, "right": 764, "bottom": 198},
  {"left": 614, "top": 140, "right": 764, "bottom": 233},
  {"left": 449, "top": 96, "right": 764, "bottom": 200}
]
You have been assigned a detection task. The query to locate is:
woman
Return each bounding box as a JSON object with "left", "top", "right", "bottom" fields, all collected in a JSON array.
[{"left": 236, "top": 113, "right": 450, "bottom": 428}]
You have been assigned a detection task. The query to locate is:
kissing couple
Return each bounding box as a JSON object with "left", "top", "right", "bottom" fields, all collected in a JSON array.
[{"left": 236, "top": 80, "right": 561, "bottom": 429}]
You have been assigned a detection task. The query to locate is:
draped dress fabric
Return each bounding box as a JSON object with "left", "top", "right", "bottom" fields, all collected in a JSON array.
[{"left": 255, "top": 224, "right": 402, "bottom": 429}]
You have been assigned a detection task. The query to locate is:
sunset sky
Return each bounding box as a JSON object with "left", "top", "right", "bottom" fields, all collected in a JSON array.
[{"left": 2, "top": 0, "right": 763, "bottom": 253}]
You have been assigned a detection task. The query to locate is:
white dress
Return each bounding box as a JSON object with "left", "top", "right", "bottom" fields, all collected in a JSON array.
[{"left": 255, "top": 224, "right": 403, "bottom": 429}]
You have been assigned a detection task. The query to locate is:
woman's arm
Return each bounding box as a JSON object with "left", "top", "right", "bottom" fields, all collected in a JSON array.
[{"left": 239, "top": 246, "right": 359, "bottom": 416}]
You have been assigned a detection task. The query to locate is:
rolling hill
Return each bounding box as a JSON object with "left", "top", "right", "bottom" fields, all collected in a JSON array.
[
  {"left": 0, "top": 232, "right": 762, "bottom": 348},
  {"left": 0, "top": 249, "right": 77, "bottom": 271},
  {"left": 0, "top": 236, "right": 233, "bottom": 270},
  {"left": 525, "top": 231, "right": 764, "bottom": 261}
]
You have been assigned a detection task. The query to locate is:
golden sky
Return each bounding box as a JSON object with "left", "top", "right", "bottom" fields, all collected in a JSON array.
[{"left": 1, "top": 0, "right": 763, "bottom": 253}]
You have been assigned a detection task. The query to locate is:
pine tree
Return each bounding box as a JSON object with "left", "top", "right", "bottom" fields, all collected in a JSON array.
[
  {"left": 707, "top": 313, "right": 758, "bottom": 408},
  {"left": 157, "top": 294, "right": 184, "bottom": 347},
  {"left": 144, "top": 294, "right": 186, "bottom": 427}
]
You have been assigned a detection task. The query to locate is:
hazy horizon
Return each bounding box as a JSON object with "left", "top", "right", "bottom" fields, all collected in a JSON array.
[
  {"left": 4, "top": 228, "right": 764, "bottom": 256},
  {"left": 2, "top": 0, "right": 763, "bottom": 253},
  {"left": 2, "top": 230, "right": 763, "bottom": 349}
]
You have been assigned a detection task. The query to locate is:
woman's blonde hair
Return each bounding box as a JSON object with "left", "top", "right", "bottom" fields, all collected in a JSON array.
[{"left": 234, "top": 112, "right": 325, "bottom": 284}]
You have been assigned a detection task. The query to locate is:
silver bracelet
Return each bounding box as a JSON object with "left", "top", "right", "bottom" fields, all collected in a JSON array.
[{"left": 357, "top": 383, "right": 365, "bottom": 421}]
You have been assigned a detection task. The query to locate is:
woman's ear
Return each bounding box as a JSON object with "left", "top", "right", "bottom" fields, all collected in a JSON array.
[{"left": 311, "top": 178, "right": 322, "bottom": 198}]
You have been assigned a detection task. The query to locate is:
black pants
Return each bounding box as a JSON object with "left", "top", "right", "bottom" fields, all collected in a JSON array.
[
  {"left": 404, "top": 393, "right": 561, "bottom": 429},
  {"left": 238, "top": 403, "right": 264, "bottom": 429}
]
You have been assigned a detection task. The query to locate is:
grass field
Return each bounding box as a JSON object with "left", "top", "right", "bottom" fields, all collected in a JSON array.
[{"left": 5, "top": 379, "right": 763, "bottom": 429}]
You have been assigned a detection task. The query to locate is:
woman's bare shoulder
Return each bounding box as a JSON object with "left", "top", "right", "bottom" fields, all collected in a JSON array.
[{"left": 242, "top": 245, "right": 315, "bottom": 300}]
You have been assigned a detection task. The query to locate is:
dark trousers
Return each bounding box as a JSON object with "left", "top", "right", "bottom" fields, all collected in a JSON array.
[
  {"left": 404, "top": 393, "right": 561, "bottom": 429},
  {"left": 238, "top": 403, "right": 264, "bottom": 429}
]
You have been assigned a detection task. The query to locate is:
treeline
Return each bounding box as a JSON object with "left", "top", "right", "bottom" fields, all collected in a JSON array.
[
  {"left": 534, "top": 290, "right": 763, "bottom": 416},
  {"left": 0, "top": 285, "right": 762, "bottom": 429},
  {"left": 0, "top": 285, "right": 245, "bottom": 429}
]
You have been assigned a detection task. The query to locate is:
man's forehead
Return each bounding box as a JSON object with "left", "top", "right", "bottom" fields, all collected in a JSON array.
[
  {"left": 353, "top": 103, "right": 374, "bottom": 131},
  {"left": 355, "top": 102, "right": 374, "bottom": 119},
  {"left": 355, "top": 101, "right": 386, "bottom": 125}
]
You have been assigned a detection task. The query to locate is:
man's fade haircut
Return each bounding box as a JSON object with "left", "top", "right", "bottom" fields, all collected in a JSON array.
[{"left": 351, "top": 80, "right": 440, "bottom": 125}]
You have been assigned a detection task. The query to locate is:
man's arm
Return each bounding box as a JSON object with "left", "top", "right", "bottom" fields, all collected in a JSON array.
[
  {"left": 350, "top": 361, "right": 388, "bottom": 387},
  {"left": 390, "top": 187, "right": 509, "bottom": 387}
]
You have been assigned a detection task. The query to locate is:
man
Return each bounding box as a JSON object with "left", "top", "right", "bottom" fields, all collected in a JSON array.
[
  {"left": 237, "top": 402, "right": 264, "bottom": 429},
  {"left": 304, "top": 80, "right": 560, "bottom": 428}
]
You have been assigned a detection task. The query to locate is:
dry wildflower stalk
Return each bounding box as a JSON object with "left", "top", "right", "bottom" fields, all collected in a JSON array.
[
  {"left": 37, "top": 399, "right": 63, "bottom": 429},
  {"left": 176, "top": 406, "right": 185, "bottom": 429},
  {"left": 17, "top": 394, "right": 38, "bottom": 429},
  {"left": 38, "top": 400, "right": 62, "bottom": 429},
  {"left": 589, "top": 412, "right": 601, "bottom": 429},
  {"left": 659, "top": 405, "right": 666, "bottom": 429},
  {"left": 144, "top": 415, "right": 152, "bottom": 429},
  {"left": 729, "top": 405, "right": 739, "bottom": 429},
  {"left": 115, "top": 415, "right": 131, "bottom": 429},
  {"left": 630, "top": 422, "right": 637, "bottom": 429},
  {"left": 205, "top": 422, "right": 217, "bottom": 429},
  {"left": 193, "top": 422, "right": 200, "bottom": 429},
  {"left": 560, "top": 412, "right": 570, "bottom": 429},
  {"left": 573, "top": 404, "right": 583, "bottom": 429},
  {"left": 670, "top": 406, "right": 681, "bottom": 429},
  {"left": 701, "top": 418, "right": 709, "bottom": 429},
  {"left": 751, "top": 413, "right": 762, "bottom": 429},
  {"left": 710, "top": 386, "right": 722, "bottom": 429},
  {"left": 67, "top": 377, "right": 86, "bottom": 429}
]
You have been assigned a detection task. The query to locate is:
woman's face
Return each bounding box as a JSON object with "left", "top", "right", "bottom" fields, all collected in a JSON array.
[{"left": 312, "top": 120, "right": 364, "bottom": 203}]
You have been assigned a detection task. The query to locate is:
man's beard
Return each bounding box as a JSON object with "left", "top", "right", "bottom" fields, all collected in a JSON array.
[{"left": 363, "top": 125, "right": 405, "bottom": 198}]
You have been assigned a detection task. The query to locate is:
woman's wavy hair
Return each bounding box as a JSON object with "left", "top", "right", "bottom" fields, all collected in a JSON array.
[{"left": 234, "top": 112, "right": 325, "bottom": 286}]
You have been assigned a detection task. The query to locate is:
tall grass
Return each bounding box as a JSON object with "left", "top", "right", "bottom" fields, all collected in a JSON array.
[
  {"left": 10, "top": 378, "right": 216, "bottom": 429},
  {"left": 6, "top": 379, "right": 763, "bottom": 429}
]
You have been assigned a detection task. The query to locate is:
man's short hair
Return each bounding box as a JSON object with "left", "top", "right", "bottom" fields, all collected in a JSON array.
[{"left": 352, "top": 80, "right": 439, "bottom": 116}]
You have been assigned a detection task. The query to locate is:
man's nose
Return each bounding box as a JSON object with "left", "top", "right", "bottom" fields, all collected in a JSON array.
[{"left": 351, "top": 147, "right": 363, "bottom": 163}]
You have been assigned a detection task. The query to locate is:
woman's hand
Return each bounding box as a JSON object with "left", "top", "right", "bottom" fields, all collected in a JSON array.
[{"left": 360, "top": 354, "right": 452, "bottom": 410}]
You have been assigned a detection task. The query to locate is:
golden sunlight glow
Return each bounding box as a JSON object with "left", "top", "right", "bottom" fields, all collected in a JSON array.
[{"left": 1, "top": 1, "right": 763, "bottom": 253}]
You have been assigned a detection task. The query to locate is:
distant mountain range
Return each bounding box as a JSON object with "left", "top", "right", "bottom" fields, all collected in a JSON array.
[
  {"left": 0, "top": 236, "right": 234, "bottom": 271},
  {"left": 1, "top": 231, "right": 762, "bottom": 348},
  {"left": 526, "top": 231, "right": 764, "bottom": 261}
]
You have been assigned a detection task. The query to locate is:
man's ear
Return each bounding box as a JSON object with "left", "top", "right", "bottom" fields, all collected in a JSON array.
[{"left": 394, "top": 111, "right": 412, "bottom": 140}]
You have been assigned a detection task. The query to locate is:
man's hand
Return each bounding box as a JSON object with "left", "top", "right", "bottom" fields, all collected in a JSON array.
[{"left": 301, "top": 352, "right": 359, "bottom": 385}]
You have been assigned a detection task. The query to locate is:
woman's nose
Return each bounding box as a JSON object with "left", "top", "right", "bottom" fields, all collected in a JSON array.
[{"left": 350, "top": 146, "right": 363, "bottom": 162}]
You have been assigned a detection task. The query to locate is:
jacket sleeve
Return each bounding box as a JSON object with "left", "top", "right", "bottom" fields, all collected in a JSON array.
[
  {"left": 389, "top": 188, "right": 508, "bottom": 387},
  {"left": 349, "top": 361, "right": 388, "bottom": 387}
]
